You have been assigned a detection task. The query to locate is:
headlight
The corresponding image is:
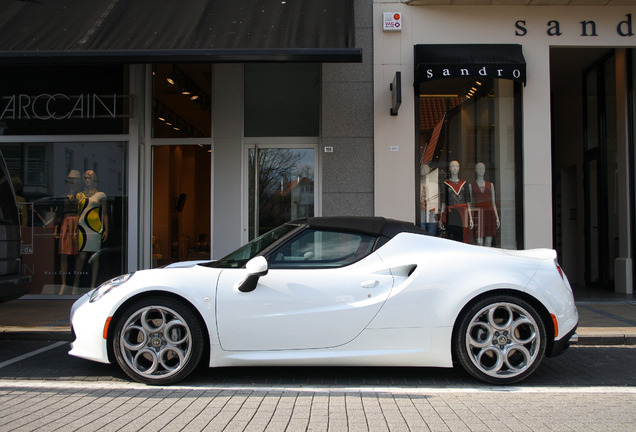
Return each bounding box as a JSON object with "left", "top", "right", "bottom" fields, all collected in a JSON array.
[{"left": 89, "top": 273, "right": 133, "bottom": 303}]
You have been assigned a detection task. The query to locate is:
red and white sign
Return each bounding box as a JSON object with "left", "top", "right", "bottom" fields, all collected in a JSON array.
[{"left": 383, "top": 12, "right": 402, "bottom": 32}]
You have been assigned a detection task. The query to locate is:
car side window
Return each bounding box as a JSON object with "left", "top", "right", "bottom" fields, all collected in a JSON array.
[{"left": 269, "top": 229, "right": 376, "bottom": 269}]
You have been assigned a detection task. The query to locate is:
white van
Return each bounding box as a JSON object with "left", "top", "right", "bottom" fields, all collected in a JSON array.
[{"left": 0, "top": 149, "right": 30, "bottom": 302}]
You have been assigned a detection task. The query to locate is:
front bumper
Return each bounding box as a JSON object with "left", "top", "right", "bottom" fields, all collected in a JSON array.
[{"left": 68, "top": 293, "right": 111, "bottom": 364}]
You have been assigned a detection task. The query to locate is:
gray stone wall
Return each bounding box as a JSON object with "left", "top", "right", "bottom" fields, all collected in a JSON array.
[{"left": 321, "top": 0, "right": 374, "bottom": 216}]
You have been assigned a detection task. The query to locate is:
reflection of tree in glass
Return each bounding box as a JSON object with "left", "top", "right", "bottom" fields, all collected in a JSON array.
[
  {"left": 259, "top": 149, "right": 303, "bottom": 197},
  {"left": 249, "top": 149, "right": 309, "bottom": 235}
]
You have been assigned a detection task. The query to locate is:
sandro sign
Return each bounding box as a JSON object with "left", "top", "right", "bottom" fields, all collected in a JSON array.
[{"left": 515, "top": 13, "right": 634, "bottom": 37}]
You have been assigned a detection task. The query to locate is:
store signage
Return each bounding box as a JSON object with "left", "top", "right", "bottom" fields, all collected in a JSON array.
[
  {"left": 515, "top": 13, "right": 634, "bottom": 37},
  {"left": 0, "top": 93, "right": 121, "bottom": 120},
  {"left": 423, "top": 66, "right": 523, "bottom": 81}
]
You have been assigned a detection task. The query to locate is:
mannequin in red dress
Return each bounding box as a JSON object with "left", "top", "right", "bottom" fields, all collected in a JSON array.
[{"left": 469, "top": 162, "right": 500, "bottom": 247}]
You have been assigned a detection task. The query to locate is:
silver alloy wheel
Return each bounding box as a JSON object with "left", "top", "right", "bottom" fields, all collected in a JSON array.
[
  {"left": 464, "top": 302, "right": 540, "bottom": 380},
  {"left": 118, "top": 305, "right": 192, "bottom": 380}
]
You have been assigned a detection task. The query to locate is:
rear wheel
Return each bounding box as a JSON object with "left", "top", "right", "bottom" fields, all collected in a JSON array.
[
  {"left": 454, "top": 295, "right": 546, "bottom": 385},
  {"left": 113, "top": 296, "right": 204, "bottom": 385}
]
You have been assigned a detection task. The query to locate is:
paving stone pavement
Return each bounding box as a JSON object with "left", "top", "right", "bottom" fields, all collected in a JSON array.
[{"left": 1, "top": 381, "right": 636, "bottom": 431}]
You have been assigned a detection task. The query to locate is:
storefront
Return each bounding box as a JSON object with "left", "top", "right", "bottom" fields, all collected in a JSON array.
[
  {"left": 373, "top": 2, "right": 634, "bottom": 294},
  {"left": 0, "top": 0, "right": 371, "bottom": 297}
]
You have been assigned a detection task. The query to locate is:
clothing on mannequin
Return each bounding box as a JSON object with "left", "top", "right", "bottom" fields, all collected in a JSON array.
[
  {"left": 73, "top": 170, "right": 108, "bottom": 293},
  {"left": 469, "top": 162, "right": 500, "bottom": 247},
  {"left": 55, "top": 170, "right": 81, "bottom": 295},
  {"left": 439, "top": 160, "right": 473, "bottom": 243}
]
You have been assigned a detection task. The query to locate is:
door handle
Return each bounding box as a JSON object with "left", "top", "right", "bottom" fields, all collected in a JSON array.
[{"left": 360, "top": 280, "right": 379, "bottom": 288}]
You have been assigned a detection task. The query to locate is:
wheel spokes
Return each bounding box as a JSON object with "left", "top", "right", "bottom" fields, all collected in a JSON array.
[
  {"left": 465, "top": 302, "right": 541, "bottom": 379},
  {"left": 119, "top": 306, "right": 192, "bottom": 380}
]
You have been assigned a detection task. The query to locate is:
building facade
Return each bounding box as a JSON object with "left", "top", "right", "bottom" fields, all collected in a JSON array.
[
  {"left": 0, "top": 0, "right": 373, "bottom": 297},
  {"left": 374, "top": 1, "right": 634, "bottom": 294},
  {"left": 1, "top": 0, "right": 634, "bottom": 298}
]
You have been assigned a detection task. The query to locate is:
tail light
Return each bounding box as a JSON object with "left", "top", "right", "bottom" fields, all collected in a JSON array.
[{"left": 555, "top": 260, "right": 564, "bottom": 280}]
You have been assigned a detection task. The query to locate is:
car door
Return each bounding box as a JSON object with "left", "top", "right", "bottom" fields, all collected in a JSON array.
[{"left": 215, "top": 229, "right": 394, "bottom": 351}]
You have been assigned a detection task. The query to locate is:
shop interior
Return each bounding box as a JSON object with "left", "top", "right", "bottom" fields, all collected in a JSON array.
[{"left": 550, "top": 47, "right": 628, "bottom": 291}]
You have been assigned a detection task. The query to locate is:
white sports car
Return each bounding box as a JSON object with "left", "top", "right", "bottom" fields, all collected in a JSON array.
[{"left": 70, "top": 217, "right": 578, "bottom": 385}]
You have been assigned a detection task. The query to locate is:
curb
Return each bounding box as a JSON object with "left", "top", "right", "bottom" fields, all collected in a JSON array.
[{"left": 575, "top": 327, "right": 636, "bottom": 346}]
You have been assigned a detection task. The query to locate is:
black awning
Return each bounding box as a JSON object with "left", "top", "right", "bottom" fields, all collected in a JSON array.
[
  {"left": 0, "top": 0, "right": 361, "bottom": 64},
  {"left": 414, "top": 44, "right": 526, "bottom": 85}
]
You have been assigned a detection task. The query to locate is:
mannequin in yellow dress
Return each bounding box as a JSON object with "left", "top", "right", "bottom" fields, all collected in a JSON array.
[{"left": 73, "top": 170, "right": 108, "bottom": 293}]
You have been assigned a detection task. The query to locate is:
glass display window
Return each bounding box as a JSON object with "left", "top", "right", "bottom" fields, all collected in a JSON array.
[
  {"left": 152, "top": 64, "right": 211, "bottom": 138},
  {"left": 417, "top": 78, "right": 520, "bottom": 249},
  {"left": 1, "top": 141, "right": 127, "bottom": 295}
]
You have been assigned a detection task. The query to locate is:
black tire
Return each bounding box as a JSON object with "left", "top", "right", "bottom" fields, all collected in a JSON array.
[
  {"left": 453, "top": 294, "right": 546, "bottom": 385},
  {"left": 112, "top": 296, "right": 204, "bottom": 385}
]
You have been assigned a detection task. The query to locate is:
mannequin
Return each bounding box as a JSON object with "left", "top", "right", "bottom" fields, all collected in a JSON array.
[
  {"left": 439, "top": 160, "right": 473, "bottom": 243},
  {"left": 470, "top": 162, "right": 500, "bottom": 247},
  {"left": 55, "top": 170, "right": 81, "bottom": 295},
  {"left": 73, "top": 170, "right": 108, "bottom": 293},
  {"left": 419, "top": 164, "right": 438, "bottom": 236}
]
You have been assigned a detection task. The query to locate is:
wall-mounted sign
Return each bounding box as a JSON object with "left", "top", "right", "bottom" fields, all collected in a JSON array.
[
  {"left": 390, "top": 72, "right": 401, "bottom": 116},
  {"left": 383, "top": 12, "right": 402, "bottom": 32},
  {"left": 0, "top": 93, "right": 127, "bottom": 120},
  {"left": 515, "top": 13, "right": 634, "bottom": 37}
]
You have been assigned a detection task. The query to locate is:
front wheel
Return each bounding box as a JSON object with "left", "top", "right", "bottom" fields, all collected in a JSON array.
[
  {"left": 112, "top": 296, "right": 204, "bottom": 385},
  {"left": 453, "top": 295, "right": 546, "bottom": 385}
]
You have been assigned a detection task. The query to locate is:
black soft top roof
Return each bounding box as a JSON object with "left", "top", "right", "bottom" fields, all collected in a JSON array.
[{"left": 292, "top": 216, "right": 425, "bottom": 239}]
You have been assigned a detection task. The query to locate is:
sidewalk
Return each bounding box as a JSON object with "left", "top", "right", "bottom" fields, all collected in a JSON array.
[{"left": 0, "top": 294, "right": 635, "bottom": 344}]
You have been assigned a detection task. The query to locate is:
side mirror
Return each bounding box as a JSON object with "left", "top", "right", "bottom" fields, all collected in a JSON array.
[{"left": 237, "top": 256, "right": 269, "bottom": 293}]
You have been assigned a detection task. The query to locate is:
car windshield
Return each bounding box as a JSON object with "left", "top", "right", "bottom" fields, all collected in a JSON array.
[{"left": 205, "top": 223, "right": 300, "bottom": 268}]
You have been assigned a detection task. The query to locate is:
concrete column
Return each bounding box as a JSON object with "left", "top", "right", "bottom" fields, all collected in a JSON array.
[{"left": 614, "top": 49, "right": 633, "bottom": 294}]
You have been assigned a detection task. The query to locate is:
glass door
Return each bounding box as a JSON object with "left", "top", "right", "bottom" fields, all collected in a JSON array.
[
  {"left": 151, "top": 144, "right": 211, "bottom": 267},
  {"left": 247, "top": 145, "right": 315, "bottom": 240}
]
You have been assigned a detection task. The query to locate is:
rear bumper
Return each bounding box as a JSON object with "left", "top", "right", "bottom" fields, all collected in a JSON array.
[
  {"left": 0, "top": 274, "right": 31, "bottom": 302},
  {"left": 547, "top": 322, "right": 578, "bottom": 357}
]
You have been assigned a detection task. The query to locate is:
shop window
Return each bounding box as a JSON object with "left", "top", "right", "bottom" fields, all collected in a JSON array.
[
  {"left": 244, "top": 64, "right": 319, "bottom": 137},
  {"left": 0, "top": 65, "right": 129, "bottom": 135},
  {"left": 152, "top": 64, "right": 211, "bottom": 138},
  {"left": 417, "top": 78, "right": 519, "bottom": 249},
  {"left": 1, "top": 142, "right": 127, "bottom": 295}
]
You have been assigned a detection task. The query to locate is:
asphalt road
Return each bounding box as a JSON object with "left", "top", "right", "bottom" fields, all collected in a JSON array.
[{"left": 1, "top": 340, "right": 635, "bottom": 431}]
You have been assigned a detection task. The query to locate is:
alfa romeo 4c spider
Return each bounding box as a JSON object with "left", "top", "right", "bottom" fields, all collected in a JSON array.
[{"left": 70, "top": 217, "right": 578, "bottom": 385}]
